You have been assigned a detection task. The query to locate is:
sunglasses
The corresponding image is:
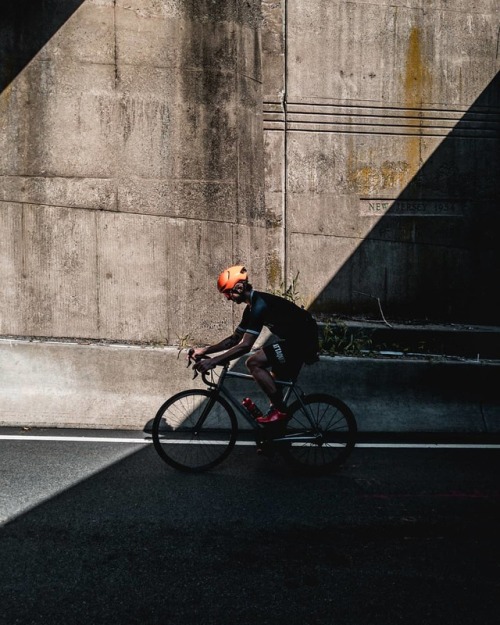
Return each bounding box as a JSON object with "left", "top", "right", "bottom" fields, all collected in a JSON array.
[{"left": 222, "top": 285, "right": 244, "bottom": 300}]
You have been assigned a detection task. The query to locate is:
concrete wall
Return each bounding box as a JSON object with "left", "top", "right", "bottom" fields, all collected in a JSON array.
[
  {"left": 2, "top": 338, "right": 498, "bottom": 432},
  {"left": 0, "top": 0, "right": 265, "bottom": 346},
  {"left": 262, "top": 0, "right": 500, "bottom": 322},
  {"left": 1, "top": 1, "right": 499, "bottom": 430},
  {"left": 2, "top": 1, "right": 498, "bottom": 339}
]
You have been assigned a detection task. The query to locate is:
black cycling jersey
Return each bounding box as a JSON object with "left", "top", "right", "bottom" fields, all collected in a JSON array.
[{"left": 237, "top": 291, "right": 318, "bottom": 361}]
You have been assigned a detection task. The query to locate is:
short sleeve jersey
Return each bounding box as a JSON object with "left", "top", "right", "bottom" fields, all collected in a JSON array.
[{"left": 237, "top": 290, "right": 313, "bottom": 347}]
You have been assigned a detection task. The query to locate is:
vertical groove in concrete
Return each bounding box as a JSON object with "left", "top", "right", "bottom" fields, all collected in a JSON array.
[{"left": 283, "top": 0, "right": 289, "bottom": 286}]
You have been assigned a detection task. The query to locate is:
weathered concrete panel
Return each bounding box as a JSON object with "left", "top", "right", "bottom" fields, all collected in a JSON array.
[
  {"left": 0, "top": 58, "right": 118, "bottom": 179},
  {"left": 163, "top": 218, "right": 235, "bottom": 345},
  {"left": 237, "top": 21, "right": 263, "bottom": 83},
  {"left": 288, "top": 1, "right": 499, "bottom": 104},
  {"left": 286, "top": 131, "right": 482, "bottom": 247},
  {"left": 38, "top": 0, "right": 115, "bottom": 66},
  {"left": 237, "top": 77, "right": 266, "bottom": 226},
  {"left": 22, "top": 204, "right": 99, "bottom": 336},
  {"left": 263, "top": 0, "right": 499, "bottom": 322},
  {"left": 232, "top": 223, "right": 267, "bottom": 291},
  {"left": 96, "top": 214, "right": 262, "bottom": 344},
  {"left": 174, "top": 71, "right": 239, "bottom": 183},
  {"left": 1, "top": 0, "right": 264, "bottom": 347},
  {"left": 263, "top": 130, "right": 285, "bottom": 288},
  {"left": 0, "top": 175, "right": 117, "bottom": 211},
  {"left": 97, "top": 211, "right": 169, "bottom": 342},
  {"left": 117, "top": 177, "right": 237, "bottom": 220},
  {"left": 288, "top": 1, "right": 384, "bottom": 102},
  {"left": 116, "top": 4, "right": 238, "bottom": 71},
  {"left": 261, "top": 0, "right": 285, "bottom": 289},
  {"left": 262, "top": 0, "right": 285, "bottom": 100},
  {"left": 0, "top": 203, "right": 23, "bottom": 335},
  {"left": 288, "top": 231, "right": 361, "bottom": 309},
  {"left": 289, "top": 230, "right": 477, "bottom": 318},
  {"left": 0, "top": 203, "right": 98, "bottom": 337}
]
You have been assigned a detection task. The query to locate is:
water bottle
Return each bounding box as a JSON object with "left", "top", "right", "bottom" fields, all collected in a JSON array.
[{"left": 242, "top": 397, "right": 263, "bottom": 419}]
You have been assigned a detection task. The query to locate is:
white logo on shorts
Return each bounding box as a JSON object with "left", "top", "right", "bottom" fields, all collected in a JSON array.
[{"left": 273, "top": 343, "right": 286, "bottom": 364}]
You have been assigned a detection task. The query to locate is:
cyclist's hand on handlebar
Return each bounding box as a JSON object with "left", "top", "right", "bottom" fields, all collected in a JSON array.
[
  {"left": 187, "top": 347, "right": 207, "bottom": 365},
  {"left": 193, "top": 357, "right": 216, "bottom": 375},
  {"left": 187, "top": 348, "right": 213, "bottom": 378}
]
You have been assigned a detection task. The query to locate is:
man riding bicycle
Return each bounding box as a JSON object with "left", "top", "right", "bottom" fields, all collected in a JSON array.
[{"left": 190, "top": 265, "right": 319, "bottom": 424}]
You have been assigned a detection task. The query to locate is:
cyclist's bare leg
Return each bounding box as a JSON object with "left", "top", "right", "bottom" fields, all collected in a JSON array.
[{"left": 246, "top": 350, "right": 284, "bottom": 410}]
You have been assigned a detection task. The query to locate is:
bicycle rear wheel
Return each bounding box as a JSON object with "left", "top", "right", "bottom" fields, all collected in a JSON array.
[
  {"left": 152, "top": 389, "right": 238, "bottom": 472},
  {"left": 281, "top": 394, "right": 357, "bottom": 474}
]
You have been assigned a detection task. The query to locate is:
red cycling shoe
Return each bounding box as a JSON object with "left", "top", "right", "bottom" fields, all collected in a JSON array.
[{"left": 256, "top": 407, "right": 288, "bottom": 424}]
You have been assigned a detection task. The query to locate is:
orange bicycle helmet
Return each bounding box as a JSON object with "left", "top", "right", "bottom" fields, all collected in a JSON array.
[{"left": 217, "top": 265, "right": 248, "bottom": 293}]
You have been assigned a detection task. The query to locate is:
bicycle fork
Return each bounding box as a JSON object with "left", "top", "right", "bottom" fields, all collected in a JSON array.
[{"left": 192, "top": 390, "right": 219, "bottom": 435}]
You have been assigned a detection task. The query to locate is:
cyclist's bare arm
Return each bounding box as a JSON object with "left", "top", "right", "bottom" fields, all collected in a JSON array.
[
  {"left": 192, "top": 331, "right": 257, "bottom": 373},
  {"left": 190, "top": 329, "right": 244, "bottom": 361}
]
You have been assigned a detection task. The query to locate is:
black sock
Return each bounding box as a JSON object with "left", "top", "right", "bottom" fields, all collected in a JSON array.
[{"left": 269, "top": 392, "right": 285, "bottom": 411}]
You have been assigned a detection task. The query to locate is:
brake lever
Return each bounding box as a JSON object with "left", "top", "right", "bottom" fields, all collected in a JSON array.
[
  {"left": 187, "top": 350, "right": 211, "bottom": 379},
  {"left": 185, "top": 353, "right": 199, "bottom": 379}
]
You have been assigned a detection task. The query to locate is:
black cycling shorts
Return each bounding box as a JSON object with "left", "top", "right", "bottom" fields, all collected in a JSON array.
[{"left": 263, "top": 341, "right": 304, "bottom": 381}]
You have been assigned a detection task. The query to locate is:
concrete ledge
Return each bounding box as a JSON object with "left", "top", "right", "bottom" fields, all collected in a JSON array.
[
  {"left": 296, "top": 355, "right": 500, "bottom": 434},
  {"left": 0, "top": 339, "right": 204, "bottom": 430},
  {"left": 1, "top": 338, "right": 499, "bottom": 432}
]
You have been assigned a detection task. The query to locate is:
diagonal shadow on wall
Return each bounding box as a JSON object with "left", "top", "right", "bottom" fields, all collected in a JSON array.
[
  {"left": 310, "top": 72, "right": 500, "bottom": 325},
  {"left": 0, "top": 0, "right": 85, "bottom": 92}
]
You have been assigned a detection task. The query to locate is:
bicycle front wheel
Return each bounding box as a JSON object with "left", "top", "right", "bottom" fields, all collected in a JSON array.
[
  {"left": 281, "top": 394, "right": 357, "bottom": 474},
  {"left": 152, "top": 390, "right": 238, "bottom": 472}
]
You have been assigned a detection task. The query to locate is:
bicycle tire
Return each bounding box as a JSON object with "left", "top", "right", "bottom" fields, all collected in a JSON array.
[
  {"left": 280, "top": 393, "right": 357, "bottom": 474},
  {"left": 152, "top": 389, "right": 238, "bottom": 472}
]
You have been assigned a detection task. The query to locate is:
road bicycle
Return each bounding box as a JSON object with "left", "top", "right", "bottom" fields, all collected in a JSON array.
[{"left": 151, "top": 359, "right": 357, "bottom": 474}]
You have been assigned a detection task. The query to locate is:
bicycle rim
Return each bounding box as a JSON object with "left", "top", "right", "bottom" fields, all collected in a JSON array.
[
  {"left": 152, "top": 390, "right": 237, "bottom": 472},
  {"left": 282, "top": 394, "right": 357, "bottom": 474}
]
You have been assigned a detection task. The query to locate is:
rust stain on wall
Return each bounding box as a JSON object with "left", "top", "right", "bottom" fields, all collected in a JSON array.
[
  {"left": 266, "top": 250, "right": 282, "bottom": 288},
  {"left": 345, "top": 26, "right": 432, "bottom": 197},
  {"left": 347, "top": 159, "right": 411, "bottom": 196},
  {"left": 404, "top": 27, "right": 430, "bottom": 172},
  {"left": 404, "top": 27, "right": 430, "bottom": 107}
]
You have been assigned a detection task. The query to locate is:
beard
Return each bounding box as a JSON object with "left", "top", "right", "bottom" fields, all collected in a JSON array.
[{"left": 232, "top": 291, "right": 246, "bottom": 304}]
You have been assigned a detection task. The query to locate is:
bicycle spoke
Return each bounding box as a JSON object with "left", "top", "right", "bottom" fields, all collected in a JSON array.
[{"left": 281, "top": 394, "right": 357, "bottom": 474}]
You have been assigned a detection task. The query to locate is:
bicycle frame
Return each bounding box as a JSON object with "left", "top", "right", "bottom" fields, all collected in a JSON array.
[
  {"left": 152, "top": 360, "right": 357, "bottom": 473},
  {"left": 200, "top": 365, "right": 321, "bottom": 444}
]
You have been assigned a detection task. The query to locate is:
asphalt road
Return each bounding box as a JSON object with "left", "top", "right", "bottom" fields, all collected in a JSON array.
[{"left": 0, "top": 430, "right": 499, "bottom": 625}]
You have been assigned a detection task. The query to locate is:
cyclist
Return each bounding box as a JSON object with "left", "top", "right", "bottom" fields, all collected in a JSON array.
[{"left": 190, "top": 265, "right": 319, "bottom": 424}]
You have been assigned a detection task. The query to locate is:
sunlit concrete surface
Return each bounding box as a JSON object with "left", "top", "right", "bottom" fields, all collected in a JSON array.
[{"left": 0, "top": 431, "right": 148, "bottom": 525}]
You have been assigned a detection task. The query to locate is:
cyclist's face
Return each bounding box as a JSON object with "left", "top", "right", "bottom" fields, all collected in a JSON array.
[{"left": 222, "top": 282, "right": 246, "bottom": 303}]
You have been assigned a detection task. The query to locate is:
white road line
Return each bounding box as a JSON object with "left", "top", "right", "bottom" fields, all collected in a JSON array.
[
  {"left": 0, "top": 435, "right": 151, "bottom": 444},
  {"left": 0, "top": 435, "right": 499, "bottom": 449},
  {"left": 356, "top": 443, "right": 500, "bottom": 449}
]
